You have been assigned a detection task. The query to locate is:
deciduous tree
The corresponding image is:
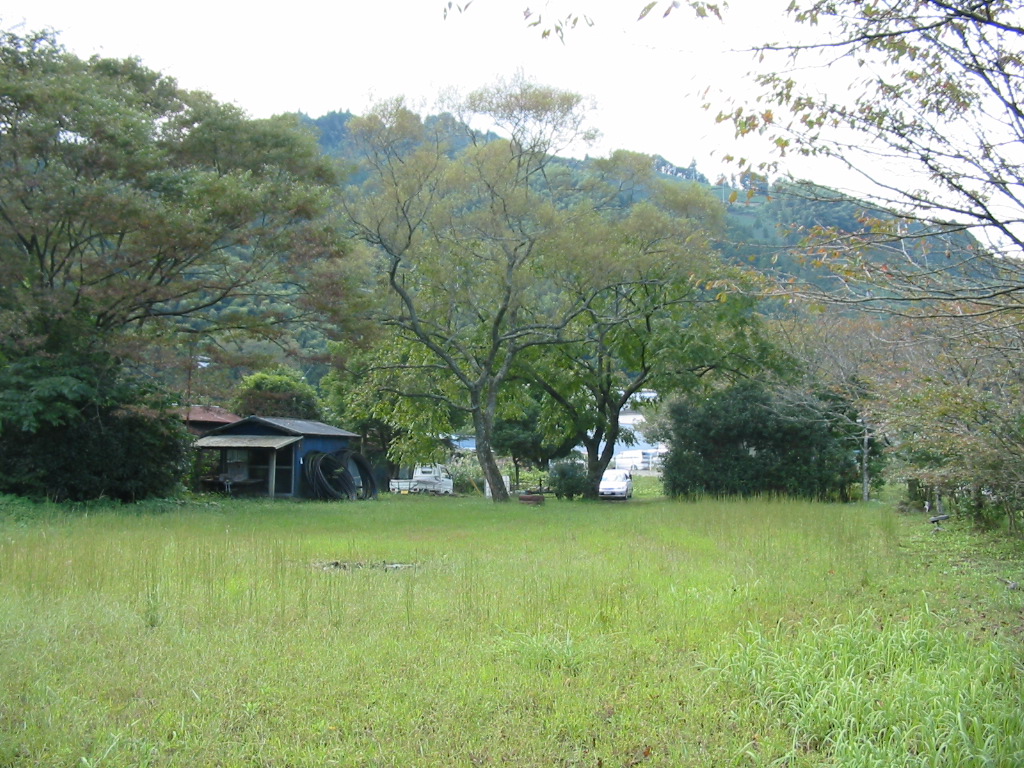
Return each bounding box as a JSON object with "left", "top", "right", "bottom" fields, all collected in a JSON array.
[
  {"left": 339, "top": 80, "right": 610, "bottom": 500},
  {"left": 519, "top": 181, "right": 780, "bottom": 496},
  {"left": 770, "top": 312, "right": 891, "bottom": 501},
  {"left": 340, "top": 83, "right": 783, "bottom": 499},
  {"left": 0, "top": 29, "right": 346, "bottom": 357},
  {"left": 717, "top": 1, "right": 1024, "bottom": 319},
  {"left": 0, "top": 29, "right": 347, "bottom": 500},
  {"left": 875, "top": 313, "right": 1024, "bottom": 531}
]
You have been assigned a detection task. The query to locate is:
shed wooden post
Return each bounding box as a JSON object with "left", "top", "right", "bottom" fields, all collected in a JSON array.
[{"left": 268, "top": 450, "right": 277, "bottom": 498}]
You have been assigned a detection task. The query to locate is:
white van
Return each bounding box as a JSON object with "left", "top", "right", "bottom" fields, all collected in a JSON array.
[{"left": 614, "top": 450, "right": 648, "bottom": 471}]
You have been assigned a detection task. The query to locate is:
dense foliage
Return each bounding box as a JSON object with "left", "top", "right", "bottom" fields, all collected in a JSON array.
[
  {"left": 0, "top": 345, "right": 189, "bottom": 500},
  {"left": 662, "top": 381, "right": 864, "bottom": 501},
  {"left": 232, "top": 368, "right": 323, "bottom": 420},
  {"left": 0, "top": 30, "right": 344, "bottom": 345},
  {"left": 491, "top": 402, "right": 578, "bottom": 478},
  {"left": 0, "top": 410, "right": 190, "bottom": 503},
  {"left": 0, "top": 29, "right": 346, "bottom": 501}
]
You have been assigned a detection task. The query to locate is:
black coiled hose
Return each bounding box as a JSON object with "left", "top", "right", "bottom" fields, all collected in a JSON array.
[{"left": 303, "top": 450, "right": 379, "bottom": 500}]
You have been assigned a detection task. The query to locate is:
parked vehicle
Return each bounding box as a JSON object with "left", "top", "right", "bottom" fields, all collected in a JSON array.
[
  {"left": 614, "top": 448, "right": 666, "bottom": 471},
  {"left": 389, "top": 464, "right": 454, "bottom": 495},
  {"left": 614, "top": 450, "right": 648, "bottom": 471},
  {"left": 599, "top": 469, "right": 633, "bottom": 499}
]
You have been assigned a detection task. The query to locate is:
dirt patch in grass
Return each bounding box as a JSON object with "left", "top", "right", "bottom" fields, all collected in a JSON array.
[{"left": 311, "top": 559, "right": 418, "bottom": 572}]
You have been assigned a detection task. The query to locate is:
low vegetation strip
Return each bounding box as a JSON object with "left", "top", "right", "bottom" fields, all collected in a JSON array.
[
  {"left": 713, "top": 611, "right": 1023, "bottom": 765},
  {"left": 0, "top": 495, "right": 1020, "bottom": 767}
]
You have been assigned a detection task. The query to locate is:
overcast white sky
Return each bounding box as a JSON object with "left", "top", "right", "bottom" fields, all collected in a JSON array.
[{"left": 4, "top": 0, "right": 811, "bottom": 182}]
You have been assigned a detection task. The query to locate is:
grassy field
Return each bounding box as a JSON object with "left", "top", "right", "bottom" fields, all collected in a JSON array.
[{"left": 0, "top": 491, "right": 1021, "bottom": 767}]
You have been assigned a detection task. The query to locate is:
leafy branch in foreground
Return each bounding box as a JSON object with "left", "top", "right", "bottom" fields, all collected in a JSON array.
[{"left": 715, "top": 1, "right": 1024, "bottom": 319}]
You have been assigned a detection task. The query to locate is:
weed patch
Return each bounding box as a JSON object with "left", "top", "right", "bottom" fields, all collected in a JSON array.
[
  {"left": 713, "top": 610, "right": 1024, "bottom": 766},
  {"left": 0, "top": 496, "right": 1020, "bottom": 767}
]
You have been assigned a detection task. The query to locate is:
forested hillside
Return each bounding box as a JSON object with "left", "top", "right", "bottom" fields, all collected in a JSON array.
[{"left": 304, "top": 109, "right": 975, "bottom": 297}]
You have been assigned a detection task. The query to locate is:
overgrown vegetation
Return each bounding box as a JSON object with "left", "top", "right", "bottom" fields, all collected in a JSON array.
[
  {"left": 661, "top": 379, "right": 879, "bottom": 501},
  {"left": 231, "top": 367, "right": 324, "bottom": 420},
  {"left": 0, "top": 496, "right": 1020, "bottom": 767},
  {"left": 0, "top": 343, "right": 190, "bottom": 501},
  {"left": 5, "top": 16, "right": 1024, "bottom": 533}
]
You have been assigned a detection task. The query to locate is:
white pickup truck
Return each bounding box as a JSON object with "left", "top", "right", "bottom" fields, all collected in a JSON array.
[{"left": 389, "top": 464, "right": 455, "bottom": 495}]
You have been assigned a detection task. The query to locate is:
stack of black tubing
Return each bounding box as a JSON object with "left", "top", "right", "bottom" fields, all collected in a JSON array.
[{"left": 303, "top": 450, "right": 378, "bottom": 500}]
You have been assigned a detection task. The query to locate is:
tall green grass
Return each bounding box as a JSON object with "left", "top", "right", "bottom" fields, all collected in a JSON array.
[
  {"left": 0, "top": 495, "right": 1020, "bottom": 767},
  {"left": 713, "top": 610, "right": 1023, "bottom": 767}
]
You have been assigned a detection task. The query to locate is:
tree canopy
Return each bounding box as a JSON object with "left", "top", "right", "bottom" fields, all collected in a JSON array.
[
  {"left": 661, "top": 379, "right": 865, "bottom": 501},
  {"left": 339, "top": 80, "right": 614, "bottom": 500},
  {"left": 0, "top": 29, "right": 348, "bottom": 500},
  {"left": 337, "top": 76, "right": 780, "bottom": 500},
  {"left": 232, "top": 368, "right": 323, "bottom": 421},
  {"left": 517, "top": 182, "right": 782, "bottom": 495},
  {"left": 0, "top": 29, "right": 346, "bottom": 356}
]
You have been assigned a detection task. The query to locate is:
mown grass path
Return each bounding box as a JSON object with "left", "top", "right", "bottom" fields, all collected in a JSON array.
[{"left": 1, "top": 495, "right": 1021, "bottom": 766}]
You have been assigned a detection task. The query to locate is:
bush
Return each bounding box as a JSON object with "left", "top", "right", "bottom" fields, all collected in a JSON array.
[
  {"left": 0, "top": 339, "right": 193, "bottom": 503},
  {"left": 0, "top": 408, "right": 191, "bottom": 502},
  {"left": 548, "top": 460, "right": 590, "bottom": 500},
  {"left": 662, "top": 381, "right": 863, "bottom": 501},
  {"left": 232, "top": 367, "right": 323, "bottom": 420}
]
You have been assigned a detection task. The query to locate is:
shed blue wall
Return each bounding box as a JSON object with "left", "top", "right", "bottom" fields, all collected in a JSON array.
[
  {"left": 294, "top": 437, "right": 351, "bottom": 497},
  {"left": 214, "top": 422, "right": 352, "bottom": 498},
  {"left": 299, "top": 435, "right": 351, "bottom": 455}
]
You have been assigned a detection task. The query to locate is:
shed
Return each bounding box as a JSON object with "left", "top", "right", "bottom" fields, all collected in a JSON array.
[{"left": 194, "top": 416, "right": 375, "bottom": 499}]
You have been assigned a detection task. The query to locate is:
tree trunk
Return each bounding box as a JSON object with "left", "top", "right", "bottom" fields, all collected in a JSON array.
[
  {"left": 476, "top": 438, "right": 510, "bottom": 501},
  {"left": 861, "top": 426, "right": 871, "bottom": 502},
  {"left": 471, "top": 382, "right": 511, "bottom": 502},
  {"left": 581, "top": 435, "right": 617, "bottom": 499}
]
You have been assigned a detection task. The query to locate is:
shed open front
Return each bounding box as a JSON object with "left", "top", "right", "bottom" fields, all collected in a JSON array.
[
  {"left": 193, "top": 416, "right": 376, "bottom": 500},
  {"left": 194, "top": 434, "right": 302, "bottom": 497}
]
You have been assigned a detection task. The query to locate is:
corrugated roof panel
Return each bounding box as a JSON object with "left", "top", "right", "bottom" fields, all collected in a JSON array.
[
  {"left": 256, "top": 417, "right": 359, "bottom": 437},
  {"left": 194, "top": 435, "right": 303, "bottom": 450}
]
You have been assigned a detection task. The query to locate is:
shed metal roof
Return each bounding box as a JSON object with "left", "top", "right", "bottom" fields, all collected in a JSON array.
[
  {"left": 255, "top": 417, "right": 359, "bottom": 437},
  {"left": 206, "top": 416, "right": 359, "bottom": 438},
  {"left": 194, "top": 435, "right": 303, "bottom": 450}
]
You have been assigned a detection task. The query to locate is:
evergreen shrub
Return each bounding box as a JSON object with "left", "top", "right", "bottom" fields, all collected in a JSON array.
[
  {"left": 662, "top": 381, "right": 862, "bottom": 501},
  {"left": 548, "top": 460, "right": 590, "bottom": 500}
]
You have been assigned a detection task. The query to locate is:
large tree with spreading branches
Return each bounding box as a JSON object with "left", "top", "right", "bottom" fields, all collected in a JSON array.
[{"left": 0, "top": 28, "right": 347, "bottom": 499}]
